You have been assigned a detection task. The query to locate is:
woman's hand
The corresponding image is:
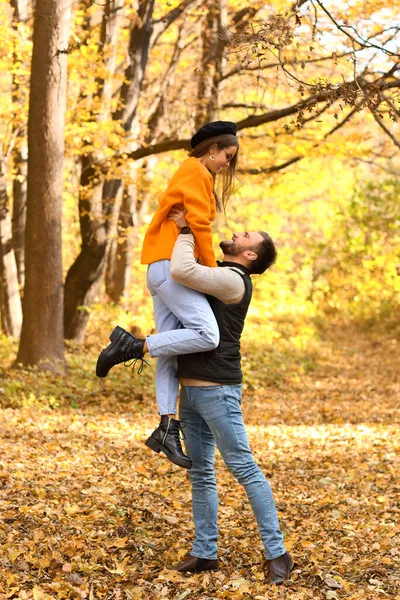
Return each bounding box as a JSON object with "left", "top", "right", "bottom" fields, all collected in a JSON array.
[{"left": 167, "top": 204, "right": 188, "bottom": 229}]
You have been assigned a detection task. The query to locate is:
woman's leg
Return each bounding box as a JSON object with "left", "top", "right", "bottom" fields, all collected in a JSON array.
[
  {"left": 150, "top": 290, "right": 181, "bottom": 415},
  {"left": 144, "top": 290, "right": 192, "bottom": 467},
  {"left": 146, "top": 260, "right": 219, "bottom": 360},
  {"left": 144, "top": 260, "right": 220, "bottom": 468}
]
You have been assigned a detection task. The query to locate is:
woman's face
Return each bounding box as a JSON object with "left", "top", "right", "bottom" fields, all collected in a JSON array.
[{"left": 206, "top": 145, "right": 238, "bottom": 173}]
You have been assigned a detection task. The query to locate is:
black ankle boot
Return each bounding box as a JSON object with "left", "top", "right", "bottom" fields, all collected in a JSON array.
[
  {"left": 145, "top": 416, "right": 192, "bottom": 469},
  {"left": 96, "top": 326, "right": 146, "bottom": 378}
]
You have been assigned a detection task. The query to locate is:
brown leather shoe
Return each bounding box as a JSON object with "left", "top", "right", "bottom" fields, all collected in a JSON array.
[
  {"left": 266, "top": 551, "right": 294, "bottom": 584},
  {"left": 169, "top": 554, "right": 219, "bottom": 573}
]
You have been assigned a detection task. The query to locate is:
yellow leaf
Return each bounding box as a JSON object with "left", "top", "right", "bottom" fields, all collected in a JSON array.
[
  {"left": 8, "top": 547, "right": 23, "bottom": 561},
  {"left": 39, "top": 555, "right": 51, "bottom": 568},
  {"left": 64, "top": 504, "right": 81, "bottom": 515},
  {"left": 377, "top": 495, "right": 389, "bottom": 504},
  {"left": 33, "top": 530, "right": 45, "bottom": 543},
  {"left": 32, "top": 586, "right": 51, "bottom": 600}
]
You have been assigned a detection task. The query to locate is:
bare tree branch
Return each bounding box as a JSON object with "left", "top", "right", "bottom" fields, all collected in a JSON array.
[
  {"left": 150, "top": 0, "right": 198, "bottom": 47},
  {"left": 314, "top": 0, "right": 400, "bottom": 58},
  {"left": 370, "top": 110, "right": 400, "bottom": 151},
  {"left": 221, "top": 51, "right": 358, "bottom": 81},
  {"left": 292, "top": 0, "right": 310, "bottom": 12},
  {"left": 230, "top": 6, "right": 259, "bottom": 26},
  {"left": 237, "top": 156, "right": 303, "bottom": 175},
  {"left": 122, "top": 76, "right": 400, "bottom": 161},
  {"left": 239, "top": 105, "right": 360, "bottom": 175}
]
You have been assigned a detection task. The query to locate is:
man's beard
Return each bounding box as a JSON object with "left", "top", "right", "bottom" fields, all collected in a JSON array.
[{"left": 219, "top": 239, "right": 242, "bottom": 257}]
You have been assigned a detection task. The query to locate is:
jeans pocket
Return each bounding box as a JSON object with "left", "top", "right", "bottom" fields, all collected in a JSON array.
[
  {"left": 199, "top": 385, "right": 223, "bottom": 391},
  {"left": 147, "top": 260, "right": 169, "bottom": 291}
]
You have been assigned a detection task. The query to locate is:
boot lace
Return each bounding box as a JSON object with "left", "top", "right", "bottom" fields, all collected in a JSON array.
[
  {"left": 114, "top": 340, "right": 150, "bottom": 374},
  {"left": 174, "top": 420, "right": 187, "bottom": 451},
  {"left": 124, "top": 356, "right": 150, "bottom": 374}
]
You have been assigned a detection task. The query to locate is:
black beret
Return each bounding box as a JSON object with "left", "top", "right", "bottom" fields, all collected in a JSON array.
[{"left": 190, "top": 120, "right": 237, "bottom": 149}]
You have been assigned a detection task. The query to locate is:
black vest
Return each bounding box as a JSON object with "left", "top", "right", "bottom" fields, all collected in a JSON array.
[{"left": 177, "top": 262, "right": 253, "bottom": 384}]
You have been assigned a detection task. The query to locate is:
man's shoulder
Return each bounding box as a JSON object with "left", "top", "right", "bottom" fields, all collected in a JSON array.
[{"left": 217, "top": 262, "right": 248, "bottom": 275}]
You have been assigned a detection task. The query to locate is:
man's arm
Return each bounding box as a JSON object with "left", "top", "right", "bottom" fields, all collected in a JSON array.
[{"left": 170, "top": 233, "right": 245, "bottom": 304}]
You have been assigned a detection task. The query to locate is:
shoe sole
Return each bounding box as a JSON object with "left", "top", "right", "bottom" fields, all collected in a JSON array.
[
  {"left": 145, "top": 436, "right": 192, "bottom": 470},
  {"left": 96, "top": 326, "right": 125, "bottom": 378},
  {"left": 177, "top": 566, "right": 220, "bottom": 573}
]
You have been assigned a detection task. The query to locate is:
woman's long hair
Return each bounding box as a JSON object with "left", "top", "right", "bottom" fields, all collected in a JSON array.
[{"left": 189, "top": 133, "right": 239, "bottom": 212}]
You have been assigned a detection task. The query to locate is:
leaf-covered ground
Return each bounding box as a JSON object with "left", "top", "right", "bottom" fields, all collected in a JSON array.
[{"left": 0, "top": 323, "right": 399, "bottom": 600}]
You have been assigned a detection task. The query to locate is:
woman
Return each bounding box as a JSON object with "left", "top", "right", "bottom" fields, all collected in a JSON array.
[{"left": 96, "top": 121, "right": 239, "bottom": 469}]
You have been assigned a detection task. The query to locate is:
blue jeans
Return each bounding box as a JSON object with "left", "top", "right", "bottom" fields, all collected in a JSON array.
[
  {"left": 146, "top": 260, "right": 219, "bottom": 415},
  {"left": 179, "top": 384, "right": 286, "bottom": 560}
]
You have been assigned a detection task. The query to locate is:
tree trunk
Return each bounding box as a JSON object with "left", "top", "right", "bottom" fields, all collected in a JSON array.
[
  {"left": 10, "top": 0, "right": 29, "bottom": 289},
  {"left": 106, "top": 185, "right": 135, "bottom": 304},
  {"left": 12, "top": 148, "right": 27, "bottom": 289},
  {"left": 64, "top": 0, "right": 197, "bottom": 339},
  {"left": 64, "top": 0, "right": 156, "bottom": 339},
  {"left": 195, "top": 0, "right": 227, "bottom": 128},
  {"left": 0, "top": 150, "right": 23, "bottom": 337},
  {"left": 105, "top": 163, "right": 150, "bottom": 305},
  {"left": 63, "top": 0, "right": 126, "bottom": 340},
  {"left": 16, "top": 0, "right": 71, "bottom": 372},
  {"left": 10, "top": 0, "right": 28, "bottom": 22},
  {"left": 63, "top": 157, "right": 112, "bottom": 341}
]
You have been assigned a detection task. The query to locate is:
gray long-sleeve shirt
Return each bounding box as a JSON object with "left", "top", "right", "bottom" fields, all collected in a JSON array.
[{"left": 170, "top": 233, "right": 245, "bottom": 304}]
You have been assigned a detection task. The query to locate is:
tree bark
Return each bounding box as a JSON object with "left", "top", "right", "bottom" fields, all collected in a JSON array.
[
  {"left": 10, "top": 0, "right": 29, "bottom": 21},
  {"left": 10, "top": 0, "right": 29, "bottom": 289},
  {"left": 195, "top": 0, "right": 227, "bottom": 127},
  {"left": 106, "top": 185, "right": 135, "bottom": 304},
  {"left": 16, "top": 0, "right": 71, "bottom": 372},
  {"left": 11, "top": 149, "right": 27, "bottom": 288},
  {"left": 0, "top": 149, "right": 23, "bottom": 337},
  {"left": 105, "top": 163, "right": 150, "bottom": 304}
]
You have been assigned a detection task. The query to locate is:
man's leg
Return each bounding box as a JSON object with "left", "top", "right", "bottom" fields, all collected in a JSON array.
[
  {"left": 189, "top": 384, "right": 286, "bottom": 560},
  {"left": 179, "top": 386, "right": 219, "bottom": 560}
]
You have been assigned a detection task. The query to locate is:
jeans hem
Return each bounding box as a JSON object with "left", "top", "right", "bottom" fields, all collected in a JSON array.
[
  {"left": 191, "top": 553, "right": 218, "bottom": 560},
  {"left": 148, "top": 333, "right": 213, "bottom": 357},
  {"left": 265, "top": 548, "right": 287, "bottom": 560}
]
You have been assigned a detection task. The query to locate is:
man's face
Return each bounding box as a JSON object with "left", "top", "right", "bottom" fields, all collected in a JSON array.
[{"left": 219, "top": 231, "right": 264, "bottom": 256}]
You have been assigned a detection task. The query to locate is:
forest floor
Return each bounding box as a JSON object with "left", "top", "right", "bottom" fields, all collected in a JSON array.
[{"left": 0, "top": 321, "right": 399, "bottom": 600}]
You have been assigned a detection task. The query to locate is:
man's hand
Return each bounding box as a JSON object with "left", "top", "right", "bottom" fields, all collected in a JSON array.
[{"left": 168, "top": 204, "right": 188, "bottom": 229}]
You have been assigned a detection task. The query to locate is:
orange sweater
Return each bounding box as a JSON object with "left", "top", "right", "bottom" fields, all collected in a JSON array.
[{"left": 141, "top": 157, "right": 218, "bottom": 267}]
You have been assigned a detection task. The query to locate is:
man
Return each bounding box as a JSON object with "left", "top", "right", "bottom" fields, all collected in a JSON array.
[
  {"left": 97, "top": 213, "right": 293, "bottom": 584},
  {"left": 162, "top": 208, "right": 293, "bottom": 584}
]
